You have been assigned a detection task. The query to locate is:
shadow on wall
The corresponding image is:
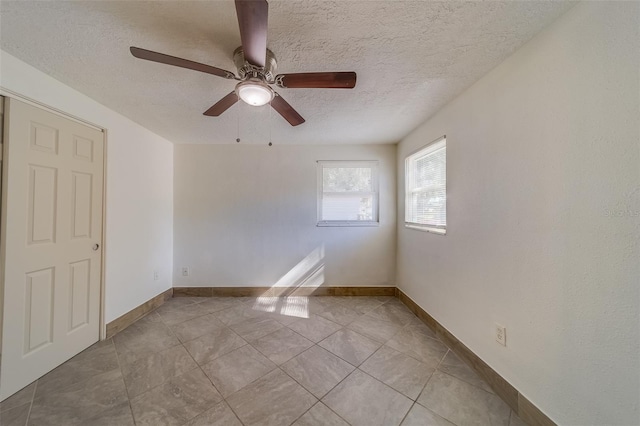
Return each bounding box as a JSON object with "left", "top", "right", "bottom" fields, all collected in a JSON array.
[{"left": 250, "top": 245, "right": 325, "bottom": 319}]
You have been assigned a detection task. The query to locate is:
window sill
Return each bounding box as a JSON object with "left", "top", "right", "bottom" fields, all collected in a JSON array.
[
  {"left": 405, "top": 223, "right": 446, "bottom": 235},
  {"left": 318, "top": 221, "right": 379, "bottom": 227}
]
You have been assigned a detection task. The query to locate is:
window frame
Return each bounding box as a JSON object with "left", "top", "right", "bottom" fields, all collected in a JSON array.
[
  {"left": 316, "top": 160, "right": 380, "bottom": 227},
  {"left": 405, "top": 136, "right": 447, "bottom": 235}
]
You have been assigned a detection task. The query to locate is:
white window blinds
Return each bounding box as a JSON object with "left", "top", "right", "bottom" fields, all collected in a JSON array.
[
  {"left": 317, "top": 161, "right": 379, "bottom": 226},
  {"left": 405, "top": 137, "right": 446, "bottom": 233}
]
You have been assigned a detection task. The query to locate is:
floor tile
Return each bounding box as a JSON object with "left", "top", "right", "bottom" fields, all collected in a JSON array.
[
  {"left": 214, "top": 306, "right": 268, "bottom": 326},
  {"left": 169, "top": 313, "right": 225, "bottom": 343},
  {"left": 438, "top": 350, "right": 494, "bottom": 393},
  {"left": 403, "top": 318, "right": 438, "bottom": 339},
  {"left": 317, "top": 295, "right": 347, "bottom": 306},
  {"left": 247, "top": 298, "right": 308, "bottom": 325},
  {"left": 336, "top": 296, "right": 385, "bottom": 314},
  {"left": 183, "top": 401, "right": 243, "bottom": 426},
  {"left": 360, "top": 346, "right": 434, "bottom": 400},
  {"left": 230, "top": 317, "right": 284, "bottom": 342},
  {"left": 195, "top": 297, "right": 241, "bottom": 313},
  {"left": 348, "top": 315, "right": 401, "bottom": 343},
  {"left": 246, "top": 296, "right": 291, "bottom": 316},
  {"left": 251, "top": 327, "right": 313, "bottom": 364},
  {"left": 281, "top": 346, "right": 355, "bottom": 398},
  {"left": 120, "top": 344, "right": 198, "bottom": 398},
  {"left": 319, "top": 329, "right": 381, "bottom": 366},
  {"left": 417, "top": 371, "right": 511, "bottom": 426},
  {"left": 113, "top": 313, "right": 180, "bottom": 361},
  {"left": 183, "top": 327, "right": 247, "bottom": 365},
  {"left": 0, "top": 402, "right": 31, "bottom": 426},
  {"left": 381, "top": 297, "right": 407, "bottom": 308},
  {"left": 130, "top": 368, "right": 222, "bottom": 426},
  {"left": 0, "top": 382, "right": 36, "bottom": 412},
  {"left": 401, "top": 403, "right": 455, "bottom": 426},
  {"left": 81, "top": 401, "right": 135, "bottom": 426},
  {"left": 35, "top": 339, "right": 119, "bottom": 397},
  {"left": 293, "top": 402, "right": 349, "bottom": 426},
  {"left": 367, "top": 303, "right": 416, "bottom": 327},
  {"left": 318, "top": 304, "right": 363, "bottom": 325},
  {"left": 200, "top": 345, "right": 276, "bottom": 397},
  {"left": 287, "top": 314, "right": 343, "bottom": 343},
  {"left": 386, "top": 329, "right": 448, "bottom": 368},
  {"left": 226, "top": 369, "right": 316, "bottom": 426},
  {"left": 162, "top": 297, "right": 207, "bottom": 308},
  {"left": 29, "top": 369, "right": 129, "bottom": 426},
  {"left": 156, "top": 302, "right": 213, "bottom": 326},
  {"left": 270, "top": 296, "right": 320, "bottom": 317},
  {"left": 323, "top": 369, "right": 413, "bottom": 426},
  {"left": 306, "top": 297, "right": 338, "bottom": 314}
]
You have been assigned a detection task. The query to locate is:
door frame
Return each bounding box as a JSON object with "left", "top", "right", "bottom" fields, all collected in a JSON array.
[{"left": 0, "top": 88, "right": 109, "bottom": 341}]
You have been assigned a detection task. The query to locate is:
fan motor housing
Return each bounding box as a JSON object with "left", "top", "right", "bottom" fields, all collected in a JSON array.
[{"left": 233, "top": 47, "right": 277, "bottom": 82}]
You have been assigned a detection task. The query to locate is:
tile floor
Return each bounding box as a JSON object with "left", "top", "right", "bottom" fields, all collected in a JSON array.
[{"left": 0, "top": 296, "right": 528, "bottom": 426}]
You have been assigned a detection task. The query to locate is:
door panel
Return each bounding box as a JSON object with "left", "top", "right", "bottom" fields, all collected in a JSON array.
[
  {"left": 71, "top": 171, "right": 93, "bottom": 239},
  {"left": 0, "top": 98, "right": 104, "bottom": 400},
  {"left": 69, "top": 259, "right": 91, "bottom": 331}
]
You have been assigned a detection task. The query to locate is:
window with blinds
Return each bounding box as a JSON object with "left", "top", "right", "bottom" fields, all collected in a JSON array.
[
  {"left": 317, "top": 161, "right": 379, "bottom": 226},
  {"left": 405, "top": 137, "right": 446, "bottom": 234}
]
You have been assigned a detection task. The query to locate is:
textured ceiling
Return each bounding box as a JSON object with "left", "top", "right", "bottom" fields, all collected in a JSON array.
[{"left": 0, "top": 1, "right": 574, "bottom": 145}]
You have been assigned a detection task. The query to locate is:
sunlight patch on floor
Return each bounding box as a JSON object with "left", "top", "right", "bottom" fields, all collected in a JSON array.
[{"left": 249, "top": 246, "right": 325, "bottom": 319}]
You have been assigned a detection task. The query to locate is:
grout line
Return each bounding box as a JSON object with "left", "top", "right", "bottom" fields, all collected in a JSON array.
[
  {"left": 273, "top": 365, "right": 320, "bottom": 424},
  {"left": 398, "top": 401, "right": 416, "bottom": 426},
  {"left": 320, "top": 400, "right": 353, "bottom": 426},
  {"left": 23, "top": 380, "right": 37, "bottom": 426},
  {"left": 159, "top": 310, "right": 238, "bottom": 425},
  {"left": 275, "top": 351, "right": 353, "bottom": 426},
  {"left": 111, "top": 338, "right": 138, "bottom": 426},
  {"left": 413, "top": 348, "right": 448, "bottom": 404}
]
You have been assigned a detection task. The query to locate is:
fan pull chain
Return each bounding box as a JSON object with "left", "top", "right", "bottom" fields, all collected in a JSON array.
[
  {"left": 236, "top": 102, "right": 241, "bottom": 143},
  {"left": 268, "top": 101, "right": 273, "bottom": 146}
]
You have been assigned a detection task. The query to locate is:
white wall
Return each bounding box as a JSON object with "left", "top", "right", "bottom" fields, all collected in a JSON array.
[
  {"left": 0, "top": 51, "right": 174, "bottom": 323},
  {"left": 174, "top": 144, "right": 396, "bottom": 289},
  {"left": 396, "top": 2, "right": 639, "bottom": 425}
]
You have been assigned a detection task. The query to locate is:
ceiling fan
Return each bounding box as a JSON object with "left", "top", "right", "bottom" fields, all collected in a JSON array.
[{"left": 130, "top": 0, "right": 357, "bottom": 126}]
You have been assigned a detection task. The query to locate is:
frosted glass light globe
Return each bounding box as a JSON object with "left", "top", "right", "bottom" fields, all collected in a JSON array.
[{"left": 236, "top": 80, "right": 274, "bottom": 106}]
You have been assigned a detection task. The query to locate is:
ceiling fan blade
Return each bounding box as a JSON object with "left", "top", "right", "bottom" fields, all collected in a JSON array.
[
  {"left": 271, "top": 93, "right": 305, "bottom": 126},
  {"left": 235, "top": 0, "right": 268, "bottom": 67},
  {"left": 130, "top": 47, "right": 237, "bottom": 80},
  {"left": 203, "top": 92, "right": 239, "bottom": 116},
  {"left": 275, "top": 72, "right": 357, "bottom": 89}
]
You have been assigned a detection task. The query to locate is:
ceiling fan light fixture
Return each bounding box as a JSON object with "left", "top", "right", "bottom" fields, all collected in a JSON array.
[{"left": 236, "top": 79, "right": 274, "bottom": 106}]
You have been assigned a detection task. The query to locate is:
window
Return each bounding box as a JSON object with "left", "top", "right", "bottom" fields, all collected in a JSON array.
[
  {"left": 405, "top": 136, "right": 446, "bottom": 234},
  {"left": 317, "top": 161, "right": 379, "bottom": 226}
]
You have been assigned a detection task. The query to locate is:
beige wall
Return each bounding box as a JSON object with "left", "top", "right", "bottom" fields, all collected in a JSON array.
[
  {"left": 396, "top": 2, "right": 639, "bottom": 425},
  {"left": 173, "top": 144, "right": 396, "bottom": 289}
]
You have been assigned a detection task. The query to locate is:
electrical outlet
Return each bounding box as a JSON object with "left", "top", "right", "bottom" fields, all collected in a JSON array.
[
  {"left": 153, "top": 270, "right": 159, "bottom": 281},
  {"left": 181, "top": 267, "right": 189, "bottom": 277},
  {"left": 495, "top": 324, "right": 507, "bottom": 346}
]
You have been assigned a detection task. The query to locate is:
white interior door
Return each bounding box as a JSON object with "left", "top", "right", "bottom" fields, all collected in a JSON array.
[{"left": 0, "top": 98, "right": 104, "bottom": 400}]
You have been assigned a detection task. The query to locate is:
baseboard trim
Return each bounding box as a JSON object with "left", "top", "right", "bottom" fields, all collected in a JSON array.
[
  {"left": 105, "top": 288, "right": 173, "bottom": 338},
  {"left": 173, "top": 286, "right": 396, "bottom": 298},
  {"left": 396, "top": 289, "right": 556, "bottom": 426}
]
